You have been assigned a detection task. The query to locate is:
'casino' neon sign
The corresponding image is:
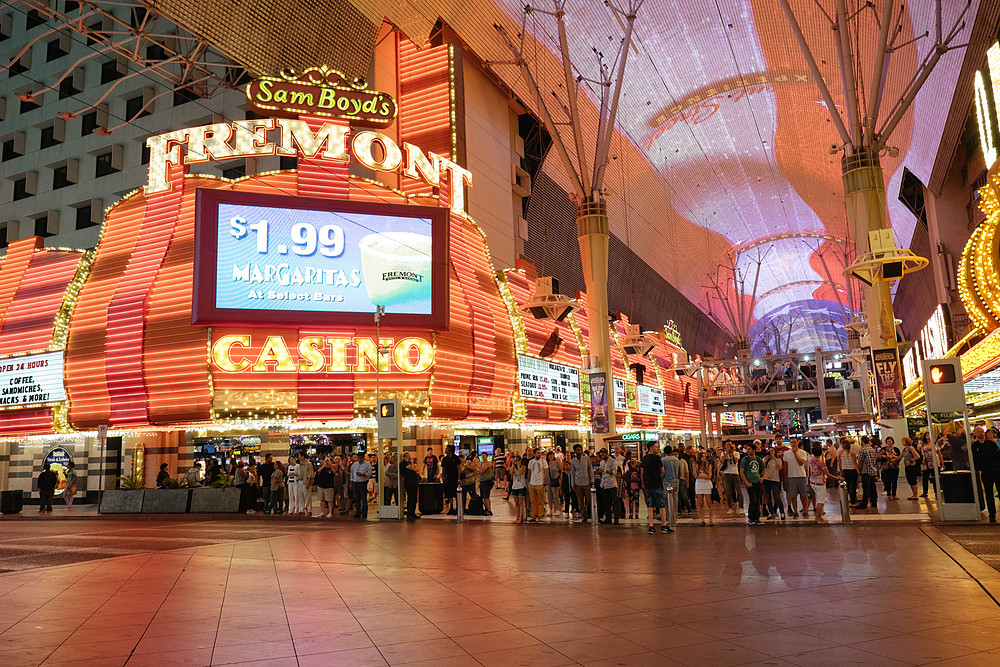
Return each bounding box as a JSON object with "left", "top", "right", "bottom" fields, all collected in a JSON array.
[
  {"left": 145, "top": 119, "right": 473, "bottom": 213},
  {"left": 212, "top": 334, "right": 435, "bottom": 374}
]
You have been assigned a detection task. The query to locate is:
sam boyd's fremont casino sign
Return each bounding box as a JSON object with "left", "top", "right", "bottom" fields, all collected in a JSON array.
[{"left": 144, "top": 68, "right": 471, "bottom": 213}]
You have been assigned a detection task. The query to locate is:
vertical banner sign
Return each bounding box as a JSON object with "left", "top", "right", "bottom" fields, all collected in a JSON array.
[
  {"left": 872, "top": 348, "right": 904, "bottom": 419},
  {"left": 590, "top": 372, "right": 609, "bottom": 434}
]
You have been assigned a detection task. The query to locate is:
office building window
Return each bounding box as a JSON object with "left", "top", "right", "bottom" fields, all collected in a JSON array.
[
  {"left": 81, "top": 111, "right": 98, "bottom": 135},
  {"left": 25, "top": 10, "right": 44, "bottom": 30},
  {"left": 33, "top": 216, "right": 52, "bottom": 238},
  {"left": 2, "top": 138, "right": 20, "bottom": 161},
  {"left": 173, "top": 88, "right": 198, "bottom": 106},
  {"left": 87, "top": 21, "right": 108, "bottom": 45},
  {"left": 95, "top": 151, "right": 118, "bottom": 177},
  {"left": 40, "top": 125, "right": 60, "bottom": 149},
  {"left": 52, "top": 165, "right": 71, "bottom": 189},
  {"left": 13, "top": 178, "right": 30, "bottom": 200},
  {"left": 9, "top": 56, "right": 28, "bottom": 76},
  {"left": 0, "top": 223, "right": 9, "bottom": 249},
  {"left": 75, "top": 204, "right": 96, "bottom": 230},
  {"left": 64, "top": 1, "right": 80, "bottom": 12},
  {"left": 19, "top": 96, "right": 40, "bottom": 113},
  {"left": 59, "top": 75, "right": 80, "bottom": 99},
  {"left": 100, "top": 59, "right": 123, "bottom": 84},
  {"left": 125, "top": 94, "right": 150, "bottom": 121},
  {"left": 146, "top": 44, "right": 167, "bottom": 61},
  {"left": 46, "top": 38, "right": 67, "bottom": 62},
  {"left": 141, "top": 143, "right": 150, "bottom": 165}
]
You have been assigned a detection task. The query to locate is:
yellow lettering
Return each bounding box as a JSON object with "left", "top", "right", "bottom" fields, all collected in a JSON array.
[
  {"left": 351, "top": 131, "right": 402, "bottom": 172},
  {"left": 230, "top": 119, "right": 276, "bottom": 157},
  {"left": 212, "top": 335, "right": 251, "bottom": 372},
  {"left": 251, "top": 336, "right": 295, "bottom": 372},
  {"left": 289, "top": 91, "right": 314, "bottom": 107},
  {"left": 354, "top": 337, "right": 391, "bottom": 372},
  {"left": 393, "top": 338, "right": 434, "bottom": 373},
  {"left": 402, "top": 142, "right": 440, "bottom": 186},
  {"left": 257, "top": 79, "right": 273, "bottom": 103},
  {"left": 297, "top": 336, "right": 326, "bottom": 372},
  {"left": 276, "top": 119, "right": 349, "bottom": 161},
  {"left": 326, "top": 337, "right": 350, "bottom": 372},
  {"left": 435, "top": 153, "right": 474, "bottom": 214},
  {"left": 185, "top": 123, "right": 236, "bottom": 164},
  {"left": 144, "top": 130, "right": 189, "bottom": 194},
  {"left": 319, "top": 87, "right": 336, "bottom": 108}
]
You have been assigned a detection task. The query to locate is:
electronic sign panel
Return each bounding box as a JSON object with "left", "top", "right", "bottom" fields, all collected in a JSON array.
[
  {"left": 637, "top": 384, "right": 665, "bottom": 415},
  {"left": 518, "top": 355, "right": 580, "bottom": 404},
  {"left": 0, "top": 352, "right": 66, "bottom": 409},
  {"left": 194, "top": 189, "right": 449, "bottom": 328}
]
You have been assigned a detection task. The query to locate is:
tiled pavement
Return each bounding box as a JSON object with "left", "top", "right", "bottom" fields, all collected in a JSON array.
[{"left": 0, "top": 518, "right": 998, "bottom": 666}]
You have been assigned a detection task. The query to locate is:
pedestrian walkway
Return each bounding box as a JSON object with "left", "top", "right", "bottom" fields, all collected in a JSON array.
[{"left": 0, "top": 519, "right": 997, "bottom": 666}]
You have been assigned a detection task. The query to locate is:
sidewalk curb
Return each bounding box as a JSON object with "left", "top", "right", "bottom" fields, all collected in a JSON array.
[{"left": 921, "top": 524, "right": 1000, "bottom": 606}]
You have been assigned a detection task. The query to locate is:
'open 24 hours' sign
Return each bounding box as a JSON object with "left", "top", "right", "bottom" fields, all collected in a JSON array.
[{"left": 0, "top": 352, "right": 66, "bottom": 408}]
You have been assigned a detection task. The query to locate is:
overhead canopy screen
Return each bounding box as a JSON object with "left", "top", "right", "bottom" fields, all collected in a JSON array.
[{"left": 349, "top": 0, "right": 975, "bottom": 352}]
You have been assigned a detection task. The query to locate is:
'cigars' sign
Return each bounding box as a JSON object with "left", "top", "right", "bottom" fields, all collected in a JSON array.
[{"left": 247, "top": 66, "right": 396, "bottom": 127}]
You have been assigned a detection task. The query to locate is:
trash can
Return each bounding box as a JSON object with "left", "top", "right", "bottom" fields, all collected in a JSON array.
[
  {"left": 838, "top": 483, "right": 851, "bottom": 524},
  {"left": 1, "top": 490, "right": 24, "bottom": 515},
  {"left": 418, "top": 482, "right": 444, "bottom": 515},
  {"left": 940, "top": 472, "right": 975, "bottom": 504}
]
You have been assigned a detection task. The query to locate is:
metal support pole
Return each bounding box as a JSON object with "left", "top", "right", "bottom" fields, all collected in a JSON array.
[
  {"left": 457, "top": 485, "right": 464, "bottom": 523},
  {"left": 817, "top": 350, "right": 829, "bottom": 419},
  {"left": 590, "top": 484, "right": 598, "bottom": 527}
]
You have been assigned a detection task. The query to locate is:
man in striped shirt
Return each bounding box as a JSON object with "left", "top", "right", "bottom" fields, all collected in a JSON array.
[{"left": 853, "top": 436, "right": 879, "bottom": 510}]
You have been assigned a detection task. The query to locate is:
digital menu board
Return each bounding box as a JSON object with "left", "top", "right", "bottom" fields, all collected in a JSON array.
[
  {"left": 0, "top": 352, "right": 66, "bottom": 408},
  {"left": 194, "top": 190, "right": 449, "bottom": 328},
  {"left": 518, "top": 355, "right": 580, "bottom": 403},
  {"left": 613, "top": 377, "right": 627, "bottom": 411},
  {"left": 637, "top": 385, "right": 665, "bottom": 415}
]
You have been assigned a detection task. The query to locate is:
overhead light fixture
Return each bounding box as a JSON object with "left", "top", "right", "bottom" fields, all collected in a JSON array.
[
  {"left": 517, "top": 277, "right": 577, "bottom": 322},
  {"left": 621, "top": 324, "right": 657, "bottom": 357}
]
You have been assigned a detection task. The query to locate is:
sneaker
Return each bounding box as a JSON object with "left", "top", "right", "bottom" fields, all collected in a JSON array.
[
  {"left": 661, "top": 526, "right": 675, "bottom": 533},
  {"left": 789, "top": 511, "right": 798, "bottom": 518},
  {"left": 780, "top": 514, "right": 786, "bottom": 520},
  {"left": 648, "top": 526, "right": 656, "bottom": 535},
  {"left": 726, "top": 508, "right": 734, "bottom": 515}
]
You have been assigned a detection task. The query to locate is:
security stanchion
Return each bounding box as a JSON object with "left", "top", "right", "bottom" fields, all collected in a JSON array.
[
  {"left": 457, "top": 485, "right": 464, "bottom": 523},
  {"left": 839, "top": 482, "right": 851, "bottom": 524},
  {"left": 590, "top": 486, "right": 599, "bottom": 527}
]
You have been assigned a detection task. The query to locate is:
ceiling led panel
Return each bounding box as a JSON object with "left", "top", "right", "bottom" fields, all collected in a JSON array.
[{"left": 342, "top": 1, "right": 975, "bottom": 352}]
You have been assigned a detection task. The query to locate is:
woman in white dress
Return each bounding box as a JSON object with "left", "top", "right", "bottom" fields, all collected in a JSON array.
[
  {"left": 694, "top": 451, "right": 716, "bottom": 526},
  {"left": 286, "top": 455, "right": 304, "bottom": 515}
]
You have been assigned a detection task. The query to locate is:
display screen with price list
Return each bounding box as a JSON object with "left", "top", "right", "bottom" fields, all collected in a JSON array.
[
  {"left": 517, "top": 355, "right": 581, "bottom": 404},
  {"left": 193, "top": 189, "right": 449, "bottom": 327}
]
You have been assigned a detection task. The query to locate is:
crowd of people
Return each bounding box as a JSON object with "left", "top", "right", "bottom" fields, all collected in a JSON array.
[{"left": 142, "top": 425, "right": 1000, "bottom": 526}]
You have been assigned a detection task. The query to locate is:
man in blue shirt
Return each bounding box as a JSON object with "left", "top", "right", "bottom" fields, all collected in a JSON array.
[{"left": 349, "top": 451, "right": 373, "bottom": 519}]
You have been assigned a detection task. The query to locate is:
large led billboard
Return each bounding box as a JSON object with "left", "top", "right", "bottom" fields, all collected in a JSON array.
[{"left": 194, "top": 190, "right": 449, "bottom": 328}]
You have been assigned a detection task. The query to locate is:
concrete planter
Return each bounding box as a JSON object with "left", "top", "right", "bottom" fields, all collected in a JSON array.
[
  {"left": 141, "top": 489, "right": 191, "bottom": 513},
  {"left": 189, "top": 487, "right": 240, "bottom": 513},
  {"left": 100, "top": 489, "right": 145, "bottom": 514}
]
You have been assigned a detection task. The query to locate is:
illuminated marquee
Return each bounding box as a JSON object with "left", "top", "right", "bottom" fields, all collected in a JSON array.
[
  {"left": 144, "top": 119, "right": 473, "bottom": 214},
  {"left": 247, "top": 66, "right": 397, "bottom": 126},
  {"left": 211, "top": 334, "right": 434, "bottom": 374},
  {"left": 974, "top": 42, "right": 1000, "bottom": 170}
]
